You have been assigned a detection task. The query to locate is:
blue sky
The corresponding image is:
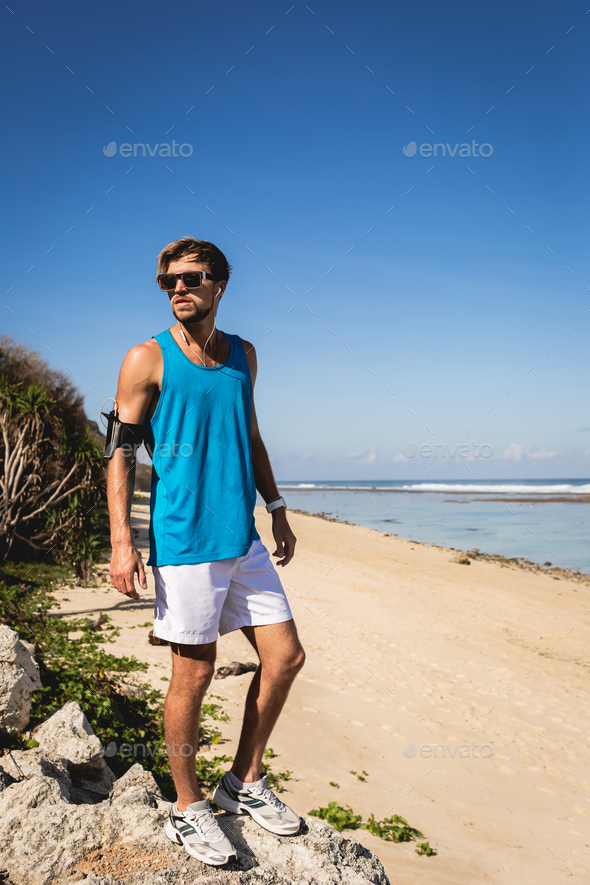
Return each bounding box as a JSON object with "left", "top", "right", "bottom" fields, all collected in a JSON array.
[{"left": 1, "top": 0, "right": 588, "bottom": 480}]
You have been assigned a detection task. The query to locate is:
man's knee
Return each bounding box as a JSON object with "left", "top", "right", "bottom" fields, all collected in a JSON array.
[
  {"left": 194, "top": 658, "right": 216, "bottom": 686},
  {"left": 170, "top": 645, "right": 217, "bottom": 694},
  {"left": 258, "top": 642, "right": 305, "bottom": 676},
  {"left": 169, "top": 662, "right": 215, "bottom": 703},
  {"left": 286, "top": 643, "right": 306, "bottom": 674}
]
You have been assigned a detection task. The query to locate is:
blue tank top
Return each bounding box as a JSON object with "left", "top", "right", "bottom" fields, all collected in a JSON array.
[{"left": 144, "top": 328, "right": 260, "bottom": 566}]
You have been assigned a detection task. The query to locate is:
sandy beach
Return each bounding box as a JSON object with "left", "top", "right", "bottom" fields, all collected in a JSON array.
[{"left": 53, "top": 496, "right": 590, "bottom": 884}]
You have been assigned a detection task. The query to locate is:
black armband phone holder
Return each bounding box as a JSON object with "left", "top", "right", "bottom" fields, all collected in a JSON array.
[{"left": 101, "top": 407, "right": 145, "bottom": 460}]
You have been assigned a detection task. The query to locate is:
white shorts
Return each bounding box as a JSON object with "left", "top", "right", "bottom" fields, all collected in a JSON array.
[{"left": 151, "top": 539, "right": 293, "bottom": 645}]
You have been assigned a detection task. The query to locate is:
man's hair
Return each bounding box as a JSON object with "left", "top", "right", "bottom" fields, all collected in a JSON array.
[{"left": 156, "top": 237, "right": 232, "bottom": 282}]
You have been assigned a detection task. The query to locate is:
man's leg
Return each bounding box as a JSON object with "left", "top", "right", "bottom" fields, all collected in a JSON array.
[
  {"left": 230, "top": 619, "right": 305, "bottom": 783},
  {"left": 164, "top": 640, "right": 217, "bottom": 810}
]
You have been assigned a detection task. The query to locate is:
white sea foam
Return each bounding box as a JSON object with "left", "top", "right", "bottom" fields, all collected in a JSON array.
[
  {"left": 278, "top": 482, "right": 590, "bottom": 495},
  {"left": 402, "top": 483, "right": 590, "bottom": 495}
]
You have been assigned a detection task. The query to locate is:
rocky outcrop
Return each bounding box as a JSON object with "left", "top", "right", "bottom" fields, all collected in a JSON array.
[
  {"left": 109, "top": 762, "right": 163, "bottom": 808},
  {"left": 1, "top": 747, "right": 72, "bottom": 801},
  {"left": 32, "top": 701, "right": 104, "bottom": 769},
  {"left": 0, "top": 624, "right": 42, "bottom": 736},
  {"left": 31, "top": 701, "right": 116, "bottom": 803},
  {"left": 0, "top": 710, "right": 390, "bottom": 885}
]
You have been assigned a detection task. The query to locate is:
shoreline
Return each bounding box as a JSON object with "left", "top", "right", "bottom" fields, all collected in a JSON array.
[{"left": 287, "top": 506, "right": 590, "bottom": 585}]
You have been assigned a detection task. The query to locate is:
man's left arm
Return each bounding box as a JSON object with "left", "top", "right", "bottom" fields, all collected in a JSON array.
[{"left": 242, "top": 339, "right": 297, "bottom": 567}]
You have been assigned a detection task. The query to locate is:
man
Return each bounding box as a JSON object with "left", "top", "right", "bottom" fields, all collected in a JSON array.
[{"left": 107, "top": 237, "right": 305, "bottom": 866}]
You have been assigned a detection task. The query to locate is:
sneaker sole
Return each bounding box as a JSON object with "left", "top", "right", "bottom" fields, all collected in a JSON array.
[
  {"left": 165, "top": 820, "right": 235, "bottom": 866},
  {"left": 212, "top": 788, "right": 300, "bottom": 836}
]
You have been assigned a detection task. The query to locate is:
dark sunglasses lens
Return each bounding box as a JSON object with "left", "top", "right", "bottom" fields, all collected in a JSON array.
[
  {"left": 158, "top": 274, "right": 176, "bottom": 290},
  {"left": 182, "top": 272, "right": 202, "bottom": 288}
]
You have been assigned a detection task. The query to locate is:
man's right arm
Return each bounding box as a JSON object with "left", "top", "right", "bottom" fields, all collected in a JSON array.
[{"left": 107, "top": 342, "right": 159, "bottom": 600}]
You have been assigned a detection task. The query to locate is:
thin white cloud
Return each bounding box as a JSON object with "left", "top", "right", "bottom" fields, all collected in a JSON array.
[
  {"left": 498, "top": 443, "right": 558, "bottom": 461},
  {"left": 348, "top": 447, "right": 379, "bottom": 464}
]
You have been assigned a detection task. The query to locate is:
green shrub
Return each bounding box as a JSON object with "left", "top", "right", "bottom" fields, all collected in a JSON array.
[
  {"left": 263, "top": 765, "right": 292, "bottom": 792},
  {"left": 199, "top": 698, "right": 230, "bottom": 746},
  {"left": 309, "top": 801, "right": 431, "bottom": 851},
  {"left": 415, "top": 841, "right": 435, "bottom": 856},
  {"left": 308, "top": 802, "right": 363, "bottom": 831},
  {"left": 260, "top": 747, "right": 291, "bottom": 792},
  {"left": 195, "top": 755, "right": 234, "bottom": 792},
  {"left": 361, "top": 813, "right": 424, "bottom": 842}
]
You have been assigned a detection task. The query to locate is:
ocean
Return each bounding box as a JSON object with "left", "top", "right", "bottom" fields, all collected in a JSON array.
[{"left": 271, "top": 480, "right": 590, "bottom": 574}]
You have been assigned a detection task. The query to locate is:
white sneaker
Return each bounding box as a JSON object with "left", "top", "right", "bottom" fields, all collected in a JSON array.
[
  {"left": 165, "top": 798, "right": 236, "bottom": 866},
  {"left": 213, "top": 772, "right": 300, "bottom": 836}
]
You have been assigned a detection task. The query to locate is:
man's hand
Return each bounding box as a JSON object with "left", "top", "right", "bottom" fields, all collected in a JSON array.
[
  {"left": 271, "top": 510, "right": 296, "bottom": 567},
  {"left": 110, "top": 542, "right": 148, "bottom": 600}
]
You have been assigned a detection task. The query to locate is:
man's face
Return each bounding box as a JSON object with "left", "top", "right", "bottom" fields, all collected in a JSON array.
[{"left": 166, "top": 255, "right": 221, "bottom": 325}]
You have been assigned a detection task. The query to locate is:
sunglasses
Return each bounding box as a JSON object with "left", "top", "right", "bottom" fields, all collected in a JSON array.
[{"left": 157, "top": 271, "right": 220, "bottom": 291}]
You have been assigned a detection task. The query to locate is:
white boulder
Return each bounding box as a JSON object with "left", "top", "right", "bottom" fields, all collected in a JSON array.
[
  {"left": 31, "top": 700, "right": 116, "bottom": 800},
  {"left": 0, "top": 624, "right": 41, "bottom": 736},
  {"left": 32, "top": 700, "right": 103, "bottom": 768}
]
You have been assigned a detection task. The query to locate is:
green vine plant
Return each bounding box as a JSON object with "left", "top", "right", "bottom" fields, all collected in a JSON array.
[{"left": 308, "top": 803, "right": 435, "bottom": 854}]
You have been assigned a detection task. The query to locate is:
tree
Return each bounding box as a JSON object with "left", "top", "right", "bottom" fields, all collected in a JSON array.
[{"left": 0, "top": 337, "right": 106, "bottom": 574}]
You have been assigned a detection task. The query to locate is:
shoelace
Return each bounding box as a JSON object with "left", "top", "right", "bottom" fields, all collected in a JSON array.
[
  {"left": 248, "top": 776, "right": 287, "bottom": 812},
  {"left": 180, "top": 807, "right": 225, "bottom": 843}
]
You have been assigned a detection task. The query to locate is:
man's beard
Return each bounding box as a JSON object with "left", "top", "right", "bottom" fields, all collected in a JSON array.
[{"left": 173, "top": 302, "right": 213, "bottom": 324}]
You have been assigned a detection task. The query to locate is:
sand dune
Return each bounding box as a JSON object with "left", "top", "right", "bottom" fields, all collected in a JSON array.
[{"left": 53, "top": 497, "right": 590, "bottom": 884}]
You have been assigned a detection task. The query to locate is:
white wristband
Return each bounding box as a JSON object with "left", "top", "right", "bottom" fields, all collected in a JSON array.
[{"left": 266, "top": 496, "right": 287, "bottom": 513}]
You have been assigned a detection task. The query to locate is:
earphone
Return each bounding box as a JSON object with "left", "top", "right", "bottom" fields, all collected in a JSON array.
[{"left": 179, "top": 287, "right": 222, "bottom": 364}]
